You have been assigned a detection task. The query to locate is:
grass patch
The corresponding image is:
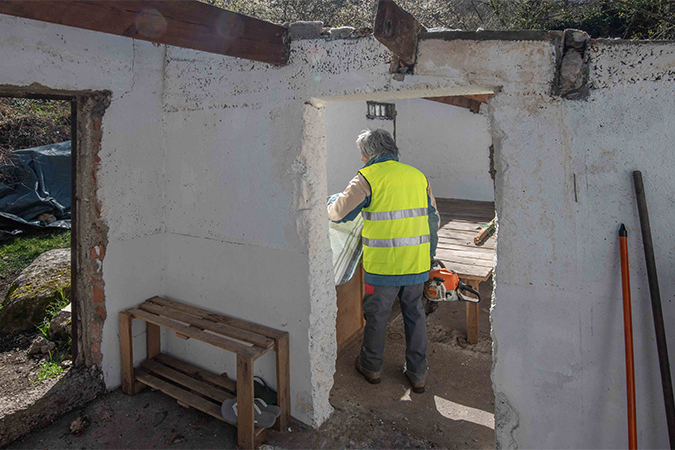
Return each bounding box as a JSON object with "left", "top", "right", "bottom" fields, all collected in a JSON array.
[
  {"left": 35, "top": 358, "right": 64, "bottom": 381},
  {"left": 36, "top": 288, "right": 71, "bottom": 340},
  {"left": 0, "top": 230, "right": 71, "bottom": 278},
  {"left": 0, "top": 97, "right": 71, "bottom": 163}
]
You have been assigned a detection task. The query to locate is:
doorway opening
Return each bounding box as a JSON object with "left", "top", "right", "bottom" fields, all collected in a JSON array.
[
  {"left": 0, "top": 88, "right": 110, "bottom": 446},
  {"left": 319, "top": 89, "right": 497, "bottom": 448}
]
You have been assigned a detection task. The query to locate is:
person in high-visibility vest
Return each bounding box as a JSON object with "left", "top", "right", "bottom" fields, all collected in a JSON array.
[{"left": 327, "top": 129, "right": 440, "bottom": 393}]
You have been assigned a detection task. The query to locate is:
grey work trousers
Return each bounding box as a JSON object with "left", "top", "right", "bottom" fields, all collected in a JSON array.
[{"left": 360, "top": 283, "right": 428, "bottom": 383}]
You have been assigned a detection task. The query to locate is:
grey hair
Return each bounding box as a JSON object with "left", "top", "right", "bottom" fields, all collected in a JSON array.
[{"left": 356, "top": 129, "right": 399, "bottom": 160}]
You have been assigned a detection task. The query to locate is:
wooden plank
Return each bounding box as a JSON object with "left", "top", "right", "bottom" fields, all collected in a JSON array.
[
  {"left": 466, "top": 302, "right": 480, "bottom": 344},
  {"left": 237, "top": 353, "right": 255, "bottom": 450},
  {"left": 336, "top": 264, "right": 366, "bottom": 353},
  {"left": 374, "top": 0, "right": 425, "bottom": 66},
  {"left": 155, "top": 353, "right": 236, "bottom": 393},
  {"left": 135, "top": 368, "right": 265, "bottom": 443},
  {"left": 146, "top": 322, "right": 161, "bottom": 359},
  {"left": 140, "top": 302, "right": 274, "bottom": 349},
  {"left": 434, "top": 246, "right": 495, "bottom": 260},
  {"left": 437, "top": 228, "right": 491, "bottom": 239},
  {"left": 274, "top": 333, "right": 291, "bottom": 432},
  {"left": 438, "top": 209, "right": 493, "bottom": 218},
  {"left": 465, "top": 280, "right": 481, "bottom": 344},
  {"left": 464, "top": 94, "right": 493, "bottom": 104},
  {"left": 126, "top": 308, "right": 262, "bottom": 358},
  {"left": 433, "top": 258, "right": 492, "bottom": 279},
  {"left": 435, "top": 202, "right": 494, "bottom": 212},
  {"left": 119, "top": 311, "right": 135, "bottom": 395},
  {"left": 435, "top": 251, "right": 493, "bottom": 268},
  {"left": 435, "top": 198, "right": 495, "bottom": 208},
  {"left": 147, "top": 296, "right": 286, "bottom": 340},
  {"left": 436, "top": 238, "right": 496, "bottom": 252},
  {"left": 141, "top": 359, "right": 232, "bottom": 403},
  {"left": 0, "top": 0, "right": 289, "bottom": 65},
  {"left": 424, "top": 96, "right": 481, "bottom": 113},
  {"left": 439, "top": 223, "right": 488, "bottom": 234},
  {"left": 437, "top": 237, "right": 495, "bottom": 251}
]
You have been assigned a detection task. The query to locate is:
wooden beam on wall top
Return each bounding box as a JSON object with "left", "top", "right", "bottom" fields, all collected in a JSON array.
[
  {"left": 0, "top": 0, "right": 289, "bottom": 66},
  {"left": 374, "top": 0, "right": 425, "bottom": 66},
  {"left": 464, "top": 94, "right": 493, "bottom": 104},
  {"left": 423, "top": 96, "right": 482, "bottom": 113}
]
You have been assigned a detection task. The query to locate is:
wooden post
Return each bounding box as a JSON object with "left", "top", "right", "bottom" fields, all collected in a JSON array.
[
  {"left": 274, "top": 333, "right": 291, "bottom": 431},
  {"left": 0, "top": 1, "right": 289, "bottom": 65},
  {"left": 146, "top": 322, "right": 161, "bottom": 359},
  {"left": 237, "top": 353, "right": 255, "bottom": 450},
  {"left": 119, "top": 311, "right": 135, "bottom": 395},
  {"left": 633, "top": 171, "right": 675, "bottom": 447},
  {"left": 465, "top": 279, "right": 481, "bottom": 344},
  {"left": 373, "top": 0, "right": 425, "bottom": 66}
]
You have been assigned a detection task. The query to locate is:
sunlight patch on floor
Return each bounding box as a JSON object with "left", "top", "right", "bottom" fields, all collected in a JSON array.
[{"left": 434, "top": 395, "right": 495, "bottom": 429}]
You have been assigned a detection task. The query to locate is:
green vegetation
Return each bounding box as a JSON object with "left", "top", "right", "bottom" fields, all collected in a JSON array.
[
  {"left": 35, "top": 288, "right": 71, "bottom": 340},
  {"left": 34, "top": 289, "right": 72, "bottom": 383},
  {"left": 0, "top": 98, "right": 71, "bottom": 161},
  {"left": 35, "top": 357, "right": 64, "bottom": 382},
  {"left": 201, "top": 0, "right": 675, "bottom": 40},
  {"left": 0, "top": 230, "right": 71, "bottom": 278}
]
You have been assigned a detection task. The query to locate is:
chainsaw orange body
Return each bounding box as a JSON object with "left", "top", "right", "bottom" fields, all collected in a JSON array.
[
  {"left": 424, "top": 262, "right": 480, "bottom": 303},
  {"left": 426, "top": 268, "right": 460, "bottom": 298}
]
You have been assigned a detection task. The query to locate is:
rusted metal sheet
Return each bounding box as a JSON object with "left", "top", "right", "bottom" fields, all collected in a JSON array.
[
  {"left": 0, "top": 0, "right": 289, "bottom": 66},
  {"left": 373, "top": 0, "right": 425, "bottom": 66},
  {"left": 423, "top": 96, "right": 482, "bottom": 113}
]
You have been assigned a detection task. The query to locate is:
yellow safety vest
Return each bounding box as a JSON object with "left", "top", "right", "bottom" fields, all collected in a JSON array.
[{"left": 359, "top": 160, "right": 431, "bottom": 276}]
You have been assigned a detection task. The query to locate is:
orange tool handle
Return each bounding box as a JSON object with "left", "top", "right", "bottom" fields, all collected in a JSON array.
[{"left": 620, "top": 224, "right": 637, "bottom": 450}]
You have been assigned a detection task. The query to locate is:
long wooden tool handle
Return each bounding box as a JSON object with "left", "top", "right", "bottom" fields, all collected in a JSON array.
[
  {"left": 633, "top": 171, "right": 675, "bottom": 448},
  {"left": 620, "top": 224, "right": 638, "bottom": 450}
]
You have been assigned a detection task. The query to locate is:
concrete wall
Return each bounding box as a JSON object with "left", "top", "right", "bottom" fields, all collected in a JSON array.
[
  {"left": 325, "top": 99, "right": 494, "bottom": 202},
  {"left": 488, "top": 40, "right": 675, "bottom": 449},
  {"left": 3, "top": 14, "right": 675, "bottom": 447}
]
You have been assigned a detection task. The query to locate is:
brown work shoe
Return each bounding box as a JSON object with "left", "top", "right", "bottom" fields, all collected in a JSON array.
[
  {"left": 355, "top": 357, "right": 381, "bottom": 384},
  {"left": 406, "top": 374, "right": 426, "bottom": 393}
]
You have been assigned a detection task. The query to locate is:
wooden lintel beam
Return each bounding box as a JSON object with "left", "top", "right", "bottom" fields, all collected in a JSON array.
[
  {"left": 464, "top": 94, "right": 493, "bottom": 104},
  {"left": 0, "top": 0, "right": 289, "bottom": 66},
  {"left": 374, "top": 0, "right": 425, "bottom": 66},
  {"left": 423, "top": 96, "right": 482, "bottom": 113}
]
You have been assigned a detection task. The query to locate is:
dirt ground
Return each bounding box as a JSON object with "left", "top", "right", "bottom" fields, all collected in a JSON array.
[
  {"left": 7, "top": 280, "right": 493, "bottom": 449},
  {"left": 0, "top": 330, "right": 55, "bottom": 398}
]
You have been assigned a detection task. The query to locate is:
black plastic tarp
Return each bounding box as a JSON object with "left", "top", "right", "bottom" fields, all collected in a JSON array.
[{"left": 0, "top": 141, "right": 71, "bottom": 239}]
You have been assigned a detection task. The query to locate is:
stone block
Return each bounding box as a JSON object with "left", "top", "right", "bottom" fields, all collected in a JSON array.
[{"left": 288, "top": 21, "right": 324, "bottom": 40}]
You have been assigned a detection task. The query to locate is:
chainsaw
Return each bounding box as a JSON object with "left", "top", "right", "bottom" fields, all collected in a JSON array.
[{"left": 424, "top": 260, "right": 481, "bottom": 303}]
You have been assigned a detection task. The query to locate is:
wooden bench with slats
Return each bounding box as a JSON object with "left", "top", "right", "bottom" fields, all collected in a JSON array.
[{"left": 119, "top": 296, "right": 290, "bottom": 449}]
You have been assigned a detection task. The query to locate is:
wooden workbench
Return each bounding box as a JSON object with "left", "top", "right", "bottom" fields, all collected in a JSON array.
[{"left": 434, "top": 198, "right": 495, "bottom": 344}]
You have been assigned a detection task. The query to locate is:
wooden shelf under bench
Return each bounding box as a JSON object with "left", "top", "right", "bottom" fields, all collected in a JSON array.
[{"left": 119, "top": 296, "right": 290, "bottom": 449}]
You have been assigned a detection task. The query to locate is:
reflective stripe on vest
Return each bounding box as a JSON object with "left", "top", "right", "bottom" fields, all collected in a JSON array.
[
  {"left": 362, "top": 234, "right": 431, "bottom": 248},
  {"left": 359, "top": 160, "right": 431, "bottom": 276},
  {"left": 361, "top": 207, "right": 428, "bottom": 221}
]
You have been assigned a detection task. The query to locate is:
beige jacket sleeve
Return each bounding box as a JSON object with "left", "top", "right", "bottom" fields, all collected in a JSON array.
[{"left": 327, "top": 173, "right": 371, "bottom": 222}]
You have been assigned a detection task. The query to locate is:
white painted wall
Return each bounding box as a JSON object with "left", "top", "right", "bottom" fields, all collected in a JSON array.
[
  {"left": 487, "top": 43, "right": 675, "bottom": 449},
  {"left": 3, "top": 16, "right": 675, "bottom": 446},
  {"left": 324, "top": 101, "right": 393, "bottom": 196},
  {"left": 325, "top": 99, "right": 493, "bottom": 202},
  {"left": 0, "top": 15, "right": 166, "bottom": 387},
  {"left": 395, "top": 99, "right": 493, "bottom": 201}
]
